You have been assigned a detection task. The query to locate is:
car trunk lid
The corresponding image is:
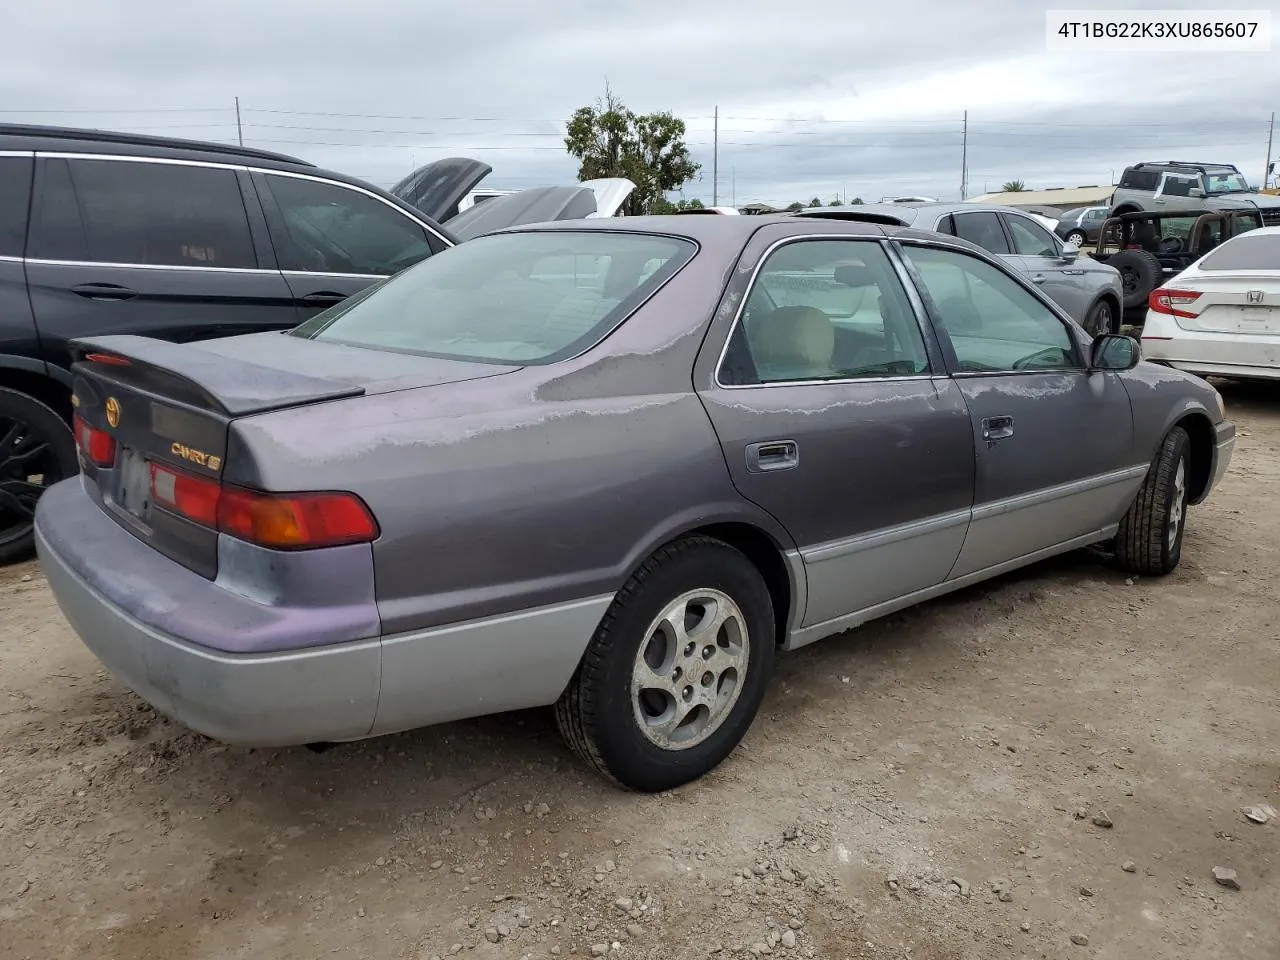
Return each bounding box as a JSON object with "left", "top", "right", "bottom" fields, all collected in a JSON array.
[
  {"left": 1165, "top": 275, "right": 1280, "bottom": 335},
  {"left": 389, "top": 157, "right": 493, "bottom": 223},
  {"left": 69, "top": 333, "right": 516, "bottom": 579}
]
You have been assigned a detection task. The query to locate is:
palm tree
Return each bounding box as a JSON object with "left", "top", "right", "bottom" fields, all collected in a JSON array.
[{"left": 1001, "top": 180, "right": 1027, "bottom": 192}]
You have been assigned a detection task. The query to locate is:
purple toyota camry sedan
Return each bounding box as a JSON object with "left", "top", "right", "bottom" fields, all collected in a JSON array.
[{"left": 36, "top": 214, "right": 1234, "bottom": 791}]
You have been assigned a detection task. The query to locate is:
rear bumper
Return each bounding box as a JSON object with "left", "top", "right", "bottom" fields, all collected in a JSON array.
[
  {"left": 1141, "top": 325, "right": 1280, "bottom": 381},
  {"left": 37, "top": 509, "right": 383, "bottom": 745},
  {"left": 35, "top": 477, "right": 611, "bottom": 747}
]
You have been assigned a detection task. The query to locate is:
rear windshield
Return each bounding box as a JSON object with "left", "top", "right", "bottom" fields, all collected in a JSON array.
[
  {"left": 291, "top": 231, "right": 695, "bottom": 364},
  {"left": 1198, "top": 232, "right": 1280, "bottom": 271}
]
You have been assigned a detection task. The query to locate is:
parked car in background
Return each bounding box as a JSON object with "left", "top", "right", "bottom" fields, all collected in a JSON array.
[
  {"left": 0, "top": 125, "right": 628, "bottom": 564},
  {"left": 37, "top": 213, "right": 1233, "bottom": 791},
  {"left": 1054, "top": 206, "right": 1109, "bottom": 246},
  {"left": 1109, "top": 161, "right": 1280, "bottom": 226},
  {"left": 1090, "top": 208, "right": 1265, "bottom": 323},
  {"left": 794, "top": 202, "right": 1124, "bottom": 335},
  {"left": 1142, "top": 226, "right": 1280, "bottom": 381}
]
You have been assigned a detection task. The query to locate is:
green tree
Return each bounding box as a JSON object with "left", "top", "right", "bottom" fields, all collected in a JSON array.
[
  {"left": 809, "top": 197, "right": 823, "bottom": 208},
  {"left": 785, "top": 201, "right": 804, "bottom": 212},
  {"left": 828, "top": 196, "right": 844, "bottom": 206},
  {"left": 1001, "top": 180, "right": 1027, "bottom": 192},
  {"left": 850, "top": 196, "right": 864, "bottom": 204},
  {"left": 564, "top": 86, "right": 701, "bottom": 215},
  {"left": 650, "top": 196, "right": 705, "bottom": 214}
]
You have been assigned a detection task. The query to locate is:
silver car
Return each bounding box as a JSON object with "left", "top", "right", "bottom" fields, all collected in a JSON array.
[
  {"left": 35, "top": 215, "right": 1233, "bottom": 793},
  {"left": 797, "top": 203, "right": 1125, "bottom": 335}
]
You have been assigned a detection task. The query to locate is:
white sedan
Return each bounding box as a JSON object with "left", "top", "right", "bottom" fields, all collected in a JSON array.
[{"left": 1141, "top": 226, "right": 1280, "bottom": 381}]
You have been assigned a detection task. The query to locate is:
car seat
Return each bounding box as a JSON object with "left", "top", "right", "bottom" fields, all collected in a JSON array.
[{"left": 747, "top": 305, "right": 836, "bottom": 382}]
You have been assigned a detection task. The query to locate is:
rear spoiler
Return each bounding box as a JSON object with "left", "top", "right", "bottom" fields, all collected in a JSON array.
[{"left": 70, "top": 335, "right": 365, "bottom": 417}]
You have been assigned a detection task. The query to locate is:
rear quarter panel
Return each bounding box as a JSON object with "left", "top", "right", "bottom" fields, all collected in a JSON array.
[{"left": 226, "top": 233, "right": 798, "bottom": 634}]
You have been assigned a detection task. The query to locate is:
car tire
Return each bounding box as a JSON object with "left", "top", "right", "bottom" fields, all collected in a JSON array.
[
  {"left": 555, "top": 535, "right": 776, "bottom": 792},
  {"left": 1113, "top": 426, "right": 1190, "bottom": 577},
  {"left": 0, "top": 387, "right": 78, "bottom": 565},
  {"left": 1065, "top": 229, "right": 1087, "bottom": 246},
  {"left": 1105, "top": 249, "right": 1164, "bottom": 309},
  {"left": 1083, "top": 298, "right": 1118, "bottom": 336}
]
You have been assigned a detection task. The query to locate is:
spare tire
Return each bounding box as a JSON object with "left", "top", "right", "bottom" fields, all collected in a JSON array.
[{"left": 1106, "top": 249, "right": 1164, "bottom": 309}]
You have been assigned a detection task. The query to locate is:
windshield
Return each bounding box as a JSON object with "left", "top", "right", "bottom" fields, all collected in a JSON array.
[
  {"left": 290, "top": 231, "right": 696, "bottom": 364},
  {"left": 1199, "top": 231, "right": 1280, "bottom": 271},
  {"left": 1204, "top": 171, "right": 1252, "bottom": 194}
]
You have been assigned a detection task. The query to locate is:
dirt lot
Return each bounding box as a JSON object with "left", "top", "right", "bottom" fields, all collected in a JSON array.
[{"left": 2, "top": 382, "right": 1277, "bottom": 960}]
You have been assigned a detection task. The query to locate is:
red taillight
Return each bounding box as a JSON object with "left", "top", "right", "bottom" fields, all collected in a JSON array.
[
  {"left": 1148, "top": 288, "right": 1202, "bottom": 319},
  {"left": 150, "top": 463, "right": 220, "bottom": 528},
  {"left": 83, "top": 352, "right": 132, "bottom": 367},
  {"left": 149, "top": 462, "right": 378, "bottom": 550},
  {"left": 73, "top": 414, "right": 117, "bottom": 467}
]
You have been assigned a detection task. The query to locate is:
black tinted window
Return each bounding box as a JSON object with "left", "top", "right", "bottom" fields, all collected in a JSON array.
[
  {"left": 30, "top": 158, "right": 256, "bottom": 268},
  {"left": 952, "top": 212, "right": 1011, "bottom": 255},
  {"left": 1119, "top": 169, "right": 1160, "bottom": 191},
  {"left": 0, "top": 156, "right": 33, "bottom": 258},
  {"left": 1199, "top": 232, "right": 1280, "bottom": 270},
  {"left": 264, "top": 175, "right": 434, "bottom": 276}
]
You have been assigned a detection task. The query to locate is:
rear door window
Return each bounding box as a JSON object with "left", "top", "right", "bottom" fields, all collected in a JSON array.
[
  {"left": 29, "top": 158, "right": 258, "bottom": 268},
  {"left": 951, "top": 212, "right": 1011, "bottom": 255},
  {"left": 263, "top": 174, "right": 435, "bottom": 276},
  {"left": 0, "top": 156, "right": 33, "bottom": 257}
]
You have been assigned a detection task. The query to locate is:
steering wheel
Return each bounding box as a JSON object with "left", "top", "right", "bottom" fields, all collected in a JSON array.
[
  {"left": 1158, "top": 236, "right": 1184, "bottom": 254},
  {"left": 1013, "top": 347, "right": 1065, "bottom": 370}
]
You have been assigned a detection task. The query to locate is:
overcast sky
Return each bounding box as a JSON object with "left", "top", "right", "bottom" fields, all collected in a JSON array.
[{"left": 3, "top": 0, "right": 1278, "bottom": 207}]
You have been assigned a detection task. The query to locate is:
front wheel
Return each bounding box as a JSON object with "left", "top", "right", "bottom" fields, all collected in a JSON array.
[
  {"left": 0, "top": 388, "right": 78, "bottom": 565},
  {"left": 1114, "top": 426, "right": 1190, "bottom": 576},
  {"left": 1065, "top": 229, "right": 1087, "bottom": 246},
  {"left": 555, "top": 536, "right": 776, "bottom": 792}
]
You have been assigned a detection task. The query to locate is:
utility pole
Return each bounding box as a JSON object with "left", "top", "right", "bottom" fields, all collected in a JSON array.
[
  {"left": 1264, "top": 111, "right": 1275, "bottom": 189},
  {"left": 731, "top": 167, "right": 736, "bottom": 209},
  {"left": 959, "top": 110, "right": 968, "bottom": 200},
  {"left": 712, "top": 106, "right": 719, "bottom": 207},
  {"left": 235, "top": 96, "right": 243, "bottom": 146}
]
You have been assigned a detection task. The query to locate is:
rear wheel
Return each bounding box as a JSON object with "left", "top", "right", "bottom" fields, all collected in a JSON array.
[
  {"left": 1083, "top": 298, "right": 1118, "bottom": 336},
  {"left": 555, "top": 536, "right": 776, "bottom": 792},
  {"left": 1065, "top": 229, "right": 1087, "bottom": 246},
  {"left": 0, "top": 387, "right": 78, "bottom": 565},
  {"left": 1114, "top": 426, "right": 1190, "bottom": 576}
]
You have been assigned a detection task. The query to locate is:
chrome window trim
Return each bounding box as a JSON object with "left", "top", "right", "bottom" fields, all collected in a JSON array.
[
  {"left": 891, "top": 236, "right": 1087, "bottom": 373},
  {"left": 24, "top": 257, "right": 279, "bottom": 275},
  {"left": 32, "top": 150, "right": 453, "bottom": 248},
  {"left": 0, "top": 150, "right": 35, "bottom": 157},
  {"left": 712, "top": 234, "right": 937, "bottom": 390},
  {"left": 282, "top": 268, "right": 387, "bottom": 281},
  {"left": 0, "top": 254, "right": 22, "bottom": 263}
]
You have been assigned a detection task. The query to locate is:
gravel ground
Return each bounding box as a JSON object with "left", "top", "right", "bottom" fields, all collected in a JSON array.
[{"left": 1, "top": 380, "right": 1277, "bottom": 960}]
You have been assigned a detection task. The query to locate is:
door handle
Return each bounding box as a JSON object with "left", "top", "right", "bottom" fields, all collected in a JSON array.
[
  {"left": 981, "top": 416, "right": 1014, "bottom": 445},
  {"left": 298, "top": 291, "right": 348, "bottom": 307},
  {"left": 1031, "top": 274, "right": 1047, "bottom": 284},
  {"left": 745, "top": 439, "right": 799, "bottom": 473},
  {"left": 71, "top": 282, "right": 137, "bottom": 301}
]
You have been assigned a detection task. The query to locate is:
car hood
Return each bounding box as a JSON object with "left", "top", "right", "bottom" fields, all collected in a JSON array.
[
  {"left": 581, "top": 178, "right": 636, "bottom": 217},
  {"left": 389, "top": 157, "right": 493, "bottom": 223},
  {"left": 444, "top": 186, "right": 600, "bottom": 241},
  {"left": 1210, "top": 193, "right": 1280, "bottom": 210}
]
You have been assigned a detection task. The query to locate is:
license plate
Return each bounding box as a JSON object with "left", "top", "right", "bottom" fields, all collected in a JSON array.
[{"left": 116, "top": 448, "right": 151, "bottom": 520}]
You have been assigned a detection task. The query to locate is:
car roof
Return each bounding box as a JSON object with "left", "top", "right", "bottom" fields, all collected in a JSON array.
[
  {"left": 503, "top": 213, "right": 889, "bottom": 242},
  {"left": 0, "top": 122, "right": 453, "bottom": 238},
  {"left": 0, "top": 123, "right": 314, "bottom": 169}
]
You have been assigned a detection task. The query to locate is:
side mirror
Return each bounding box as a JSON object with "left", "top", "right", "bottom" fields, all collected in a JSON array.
[
  {"left": 1090, "top": 334, "right": 1141, "bottom": 371},
  {"left": 1059, "top": 241, "right": 1080, "bottom": 262},
  {"left": 1189, "top": 187, "right": 1205, "bottom": 198}
]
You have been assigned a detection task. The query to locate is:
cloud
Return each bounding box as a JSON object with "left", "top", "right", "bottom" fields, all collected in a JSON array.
[{"left": 2, "top": 0, "right": 1277, "bottom": 205}]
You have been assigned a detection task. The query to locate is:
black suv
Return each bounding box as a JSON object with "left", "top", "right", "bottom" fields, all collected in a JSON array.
[{"left": 0, "top": 126, "right": 489, "bottom": 563}]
